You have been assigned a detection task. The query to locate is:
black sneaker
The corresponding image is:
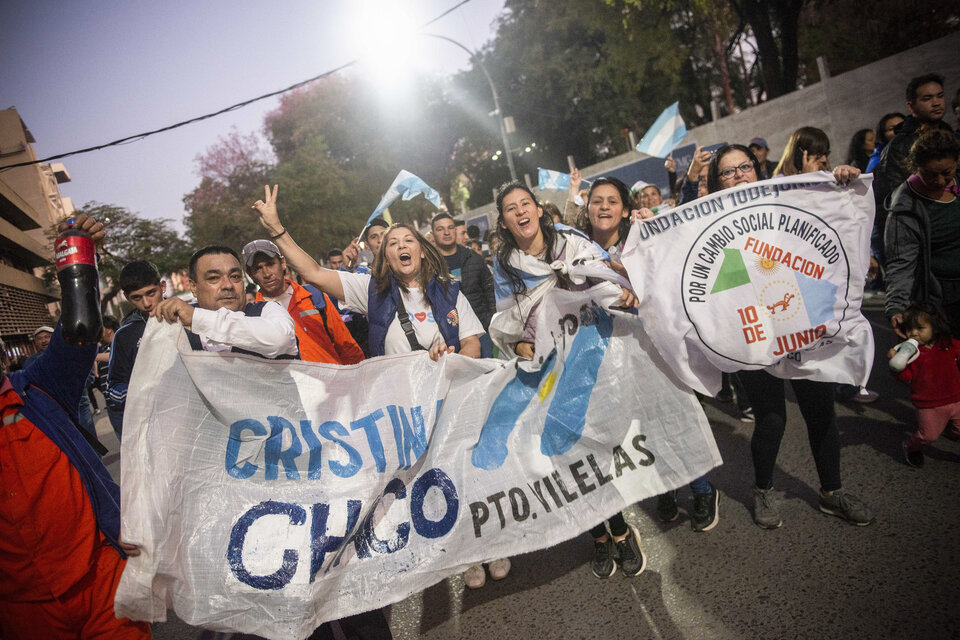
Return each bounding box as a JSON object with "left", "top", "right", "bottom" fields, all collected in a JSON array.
[
  {"left": 691, "top": 486, "right": 720, "bottom": 532},
  {"left": 903, "top": 442, "right": 924, "bottom": 468},
  {"left": 591, "top": 536, "right": 617, "bottom": 579},
  {"left": 656, "top": 490, "right": 680, "bottom": 522},
  {"left": 615, "top": 528, "right": 647, "bottom": 577},
  {"left": 819, "top": 489, "right": 874, "bottom": 526}
]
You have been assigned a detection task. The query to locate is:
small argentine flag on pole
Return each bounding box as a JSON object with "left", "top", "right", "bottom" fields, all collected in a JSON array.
[
  {"left": 363, "top": 170, "right": 443, "bottom": 234},
  {"left": 635, "top": 102, "right": 687, "bottom": 158},
  {"left": 537, "top": 168, "right": 571, "bottom": 191}
]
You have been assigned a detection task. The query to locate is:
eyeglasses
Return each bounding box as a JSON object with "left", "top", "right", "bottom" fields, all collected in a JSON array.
[{"left": 719, "top": 162, "right": 756, "bottom": 180}]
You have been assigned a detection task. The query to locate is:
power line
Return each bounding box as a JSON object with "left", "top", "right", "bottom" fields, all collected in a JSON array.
[{"left": 0, "top": 0, "right": 474, "bottom": 173}]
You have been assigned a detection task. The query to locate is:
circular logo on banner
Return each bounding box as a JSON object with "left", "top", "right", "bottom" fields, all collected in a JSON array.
[{"left": 680, "top": 204, "right": 851, "bottom": 366}]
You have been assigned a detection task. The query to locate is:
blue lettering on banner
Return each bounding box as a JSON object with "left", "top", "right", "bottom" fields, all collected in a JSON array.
[
  {"left": 354, "top": 478, "right": 409, "bottom": 559},
  {"left": 227, "top": 500, "right": 306, "bottom": 590},
  {"left": 225, "top": 419, "right": 267, "bottom": 479},
  {"left": 311, "top": 500, "right": 361, "bottom": 581},
  {"left": 224, "top": 403, "right": 435, "bottom": 480},
  {"left": 266, "top": 416, "right": 302, "bottom": 480},
  {"left": 386, "top": 404, "right": 429, "bottom": 469},
  {"left": 410, "top": 468, "right": 459, "bottom": 538},
  {"left": 300, "top": 419, "right": 323, "bottom": 479},
  {"left": 350, "top": 409, "right": 387, "bottom": 473},
  {"left": 318, "top": 420, "right": 363, "bottom": 478},
  {"left": 227, "top": 468, "right": 459, "bottom": 590}
]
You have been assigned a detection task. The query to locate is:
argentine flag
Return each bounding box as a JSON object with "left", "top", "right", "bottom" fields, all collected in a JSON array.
[
  {"left": 538, "top": 168, "right": 571, "bottom": 191},
  {"left": 365, "top": 170, "right": 443, "bottom": 229},
  {"left": 635, "top": 102, "right": 687, "bottom": 158}
]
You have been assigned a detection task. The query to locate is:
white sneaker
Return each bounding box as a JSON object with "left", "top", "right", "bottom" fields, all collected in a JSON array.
[
  {"left": 464, "top": 563, "right": 486, "bottom": 589},
  {"left": 488, "top": 558, "right": 511, "bottom": 580},
  {"left": 851, "top": 387, "right": 879, "bottom": 404}
]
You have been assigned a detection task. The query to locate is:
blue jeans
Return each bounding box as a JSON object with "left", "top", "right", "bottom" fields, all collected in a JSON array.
[
  {"left": 77, "top": 391, "right": 97, "bottom": 440},
  {"left": 107, "top": 406, "right": 124, "bottom": 440},
  {"left": 690, "top": 475, "right": 712, "bottom": 495}
]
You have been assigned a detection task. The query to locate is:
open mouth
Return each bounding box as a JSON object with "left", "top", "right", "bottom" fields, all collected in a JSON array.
[
  {"left": 517, "top": 218, "right": 532, "bottom": 229},
  {"left": 398, "top": 252, "right": 412, "bottom": 266}
]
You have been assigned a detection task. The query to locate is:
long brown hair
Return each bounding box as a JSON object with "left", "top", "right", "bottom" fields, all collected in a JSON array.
[
  {"left": 371, "top": 223, "right": 452, "bottom": 295},
  {"left": 775, "top": 126, "right": 832, "bottom": 176},
  {"left": 495, "top": 182, "right": 561, "bottom": 296}
]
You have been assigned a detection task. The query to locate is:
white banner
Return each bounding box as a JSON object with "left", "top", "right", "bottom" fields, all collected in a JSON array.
[
  {"left": 115, "top": 286, "right": 721, "bottom": 639},
  {"left": 621, "top": 173, "right": 876, "bottom": 395}
]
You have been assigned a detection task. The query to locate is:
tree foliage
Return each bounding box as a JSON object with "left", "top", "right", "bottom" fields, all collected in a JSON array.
[
  {"left": 798, "top": 0, "right": 960, "bottom": 80},
  {"left": 183, "top": 128, "right": 273, "bottom": 251},
  {"left": 180, "top": 0, "right": 959, "bottom": 245},
  {"left": 446, "top": 0, "right": 762, "bottom": 203},
  {"left": 51, "top": 202, "right": 190, "bottom": 312}
]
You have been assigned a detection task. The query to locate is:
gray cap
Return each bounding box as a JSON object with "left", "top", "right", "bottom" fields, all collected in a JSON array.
[
  {"left": 241, "top": 239, "right": 282, "bottom": 268},
  {"left": 33, "top": 325, "right": 55, "bottom": 337},
  {"left": 749, "top": 137, "right": 769, "bottom": 149}
]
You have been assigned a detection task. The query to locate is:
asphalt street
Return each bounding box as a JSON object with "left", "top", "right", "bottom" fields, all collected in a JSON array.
[{"left": 96, "top": 305, "right": 960, "bottom": 639}]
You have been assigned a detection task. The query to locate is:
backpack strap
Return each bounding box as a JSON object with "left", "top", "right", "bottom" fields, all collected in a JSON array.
[
  {"left": 303, "top": 292, "right": 334, "bottom": 343},
  {"left": 395, "top": 294, "right": 427, "bottom": 352}
]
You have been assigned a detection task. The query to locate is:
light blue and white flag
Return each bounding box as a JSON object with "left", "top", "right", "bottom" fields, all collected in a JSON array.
[
  {"left": 635, "top": 102, "right": 687, "bottom": 158},
  {"left": 365, "top": 170, "right": 443, "bottom": 230},
  {"left": 537, "top": 168, "right": 571, "bottom": 191},
  {"left": 490, "top": 227, "right": 628, "bottom": 359}
]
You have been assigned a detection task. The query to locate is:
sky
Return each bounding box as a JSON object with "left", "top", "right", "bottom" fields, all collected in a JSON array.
[{"left": 0, "top": 0, "right": 506, "bottom": 231}]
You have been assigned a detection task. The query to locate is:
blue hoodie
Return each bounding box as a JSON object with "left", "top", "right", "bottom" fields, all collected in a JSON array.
[{"left": 6, "top": 323, "right": 124, "bottom": 553}]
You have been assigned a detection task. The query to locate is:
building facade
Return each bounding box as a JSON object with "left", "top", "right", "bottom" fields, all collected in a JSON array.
[{"left": 0, "top": 107, "right": 74, "bottom": 365}]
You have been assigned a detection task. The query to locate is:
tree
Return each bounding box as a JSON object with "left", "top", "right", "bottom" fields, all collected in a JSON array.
[
  {"left": 447, "top": 0, "right": 723, "bottom": 204},
  {"left": 50, "top": 203, "right": 189, "bottom": 312},
  {"left": 262, "top": 74, "right": 463, "bottom": 247},
  {"left": 727, "top": 0, "right": 805, "bottom": 98},
  {"left": 798, "top": 0, "right": 960, "bottom": 80},
  {"left": 183, "top": 128, "right": 273, "bottom": 251}
]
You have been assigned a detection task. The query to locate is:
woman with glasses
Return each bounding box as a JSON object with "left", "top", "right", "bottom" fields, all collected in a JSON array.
[{"left": 706, "top": 145, "right": 874, "bottom": 530}]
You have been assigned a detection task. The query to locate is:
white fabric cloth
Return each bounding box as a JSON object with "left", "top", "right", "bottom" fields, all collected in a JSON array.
[
  {"left": 190, "top": 302, "right": 297, "bottom": 359},
  {"left": 115, "top": 288, "right": 720, "bottom": 639},
  {"left": 262, "top": 283, "right": 294, "bottom": 310},
  {"left": 338, "top": 271, "right": 483, "bottom": 353},
  {"left": 489, "top": 228, "right": 629, "bottom": 358},
  {"left": 620, "top": 173, "right": 876, "bottom": 395}
]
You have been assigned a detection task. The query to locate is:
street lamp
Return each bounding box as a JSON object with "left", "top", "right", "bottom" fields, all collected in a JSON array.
[{"left": 424, "top": 33, "right": 518, "bottom": 182}]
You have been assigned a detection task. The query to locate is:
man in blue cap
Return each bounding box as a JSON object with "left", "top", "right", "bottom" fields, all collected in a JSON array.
[{"left": 749, "top": 137, "right": 778, "bottom": 180}]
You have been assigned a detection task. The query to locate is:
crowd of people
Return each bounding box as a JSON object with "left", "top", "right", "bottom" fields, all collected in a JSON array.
[{"left": 1, "top": 72, "right": 958, "bottom": 640}]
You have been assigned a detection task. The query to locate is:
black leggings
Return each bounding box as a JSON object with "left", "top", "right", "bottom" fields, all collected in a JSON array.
[
  {"left": 738, "top": 370, "right": 842, "bottom": 492},
  {"left": 589, "top": 511, "right": 628, "bottom": 539}
]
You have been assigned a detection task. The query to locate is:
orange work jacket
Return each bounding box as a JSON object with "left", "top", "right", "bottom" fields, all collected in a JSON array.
[{"left": 258, "top": 279, "right": 364, "bottom": 364}]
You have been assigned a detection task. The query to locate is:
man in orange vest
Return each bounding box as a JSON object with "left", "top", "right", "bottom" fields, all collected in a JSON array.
[{"left": 242, "top": 239, "right": 364, "bottom": 364}]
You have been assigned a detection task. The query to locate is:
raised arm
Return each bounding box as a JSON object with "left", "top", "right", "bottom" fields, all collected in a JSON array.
[{"left": 251, "top": 185, "right": 345, "bottom": 300}]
